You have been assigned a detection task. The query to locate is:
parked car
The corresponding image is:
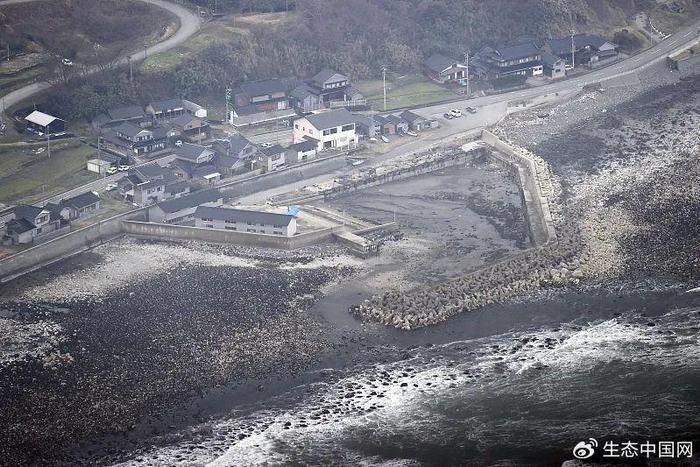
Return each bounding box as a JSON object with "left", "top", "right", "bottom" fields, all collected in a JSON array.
[
  {"left": 118, "top": 165, "right": 131, "bottom": 171},
  {"left": 443, "top": 112, "right": 454, "bottom": 120},
  {"left": 449, "top": 109, "right": 462, "bottom": 117},
  {"left": 465, "top": 106, "right": 478, "bottom": 114},
  {"left": 105, "top": 183, "right": 118, "bottom": 192},
  {"left": 380, "top": 135, "right": 389, "bottom": 143},
  {"left": 175, "top": 140, "right": 183, "bottom": 147},
  {"left": 260, "top": 142, "right": 273, "bottom": 148},
  {"left": 106, "top": 166, "right": 119, "bottom": 175},
  {"left": 406, "top": 130, "right": 418, "bottom": 137},
  {"left": 61, "top": 58, "right": 73, "bottom": 66}
]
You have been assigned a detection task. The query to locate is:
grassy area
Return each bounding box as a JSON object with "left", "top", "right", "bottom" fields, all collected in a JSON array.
[
  {"left": 71, "top": 197, "right": 133, "bottom": 229},
  {"left": 0, "top": 140, "right": 98, "bottom": 204},
  {"left": 355, "top": 74, "right": 458, "bottom": 111},
  {"left": 143, "top": 11, "right": 290, "bottom": 73},
  {"left": 0, "top": 66, "right": 46, "bottom": 94}
]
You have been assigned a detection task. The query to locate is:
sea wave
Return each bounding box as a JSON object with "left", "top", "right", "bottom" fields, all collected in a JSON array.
[{"left": 111, "top": 307, "right": 700, "bottom": 467}]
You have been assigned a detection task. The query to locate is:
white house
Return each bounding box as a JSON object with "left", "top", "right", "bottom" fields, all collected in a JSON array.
[{"left": 293, "top": 108, "right": 358, "bottom": 151}]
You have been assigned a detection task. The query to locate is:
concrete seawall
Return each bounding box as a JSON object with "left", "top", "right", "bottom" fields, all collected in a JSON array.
[
  {"left": 481, "top": 130, "right": 558, "bottom": 245},
  {"left": 0, "top": 208, "right": 147, "bottom": 284}
]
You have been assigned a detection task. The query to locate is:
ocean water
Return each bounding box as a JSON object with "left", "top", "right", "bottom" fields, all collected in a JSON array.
[{"left": 113, "top": 307, "right": 700, "bottom": 467}]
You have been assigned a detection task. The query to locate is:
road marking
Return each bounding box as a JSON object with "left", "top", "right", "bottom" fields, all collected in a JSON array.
[{"left": 669, "top": 40, "right": 678, "bottom": 46}]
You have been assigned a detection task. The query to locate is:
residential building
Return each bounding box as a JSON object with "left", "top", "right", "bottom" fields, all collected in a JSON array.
[
  {"left": 423, "top": 53, "right": 468, "bottom": 84},
  {"left": 25, "top": 110, "right": 65, "bottom": 135},
  {"left": 194, "top": 206, "right": 297, "bottom": 237},
  {"left": 4, "top": 205, "right": 64, "bottom": 245},
  {"left": 373, "top": 115, "right": 395, "bottom": 135},
  {"left": 148, "top": 189, "right": 224, "bottom": 224},
  {"left": 355, "top": 115, "right": 380, "bottom": 138},
  {"left": 169, "top": 113, "right": 208, "bottom": 143},
  {"left": 232, "top": 78, "right": 296, "bottom": 117},
  {"left": 173, "top": 142, "right": 216, "bottom": 165},
  {"left": 293, "top": 108, "right": 358, "bottom": 151},
  {"left": 101, "top": 122, "right": 166, "bottom": 157},
  {"left": 386, "top": 114, "right": 409, "bottom": 134},
  {"left": 212, "top": 134, "right": 260, "bottom": 174},
  {"left": 288, "top": 139, "right": 318, "bottom": 161},
  {"left": 399, "top": 110, "right": 430, "bottom": 131},
  {"left": 45, "top": 191, "right": 101, "bottom": 221},
  {"left": 290, "top": 69, "right": 365, "bottom": 112},
  {"left": 545, "top": 34, "right": 618, "bottom": 67},
  {"left": 260, "top": 144, "right": 286, "bottom": 171},
  {"left": 146, "top": 98, "right": 207, "bottom": 120},
  {"left": 541, "top": 51, "right": 566, "bottom": 78},
  {"left": 121, "top": 163, "right": 180, "bottom": 206},
  {"left": 475, "top": 42, "right": 543, "bottom": 78}
]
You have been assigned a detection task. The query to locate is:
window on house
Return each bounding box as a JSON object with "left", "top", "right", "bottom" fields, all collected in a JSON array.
[
  {"left": 225, "top": 226, "right": 237, "bottom": 230},
  {"left": 295, "top": 124, "right": 299, "bottom": 129},
  {"left": 341, "top": 124, "right": 354, "bottom": 132},
  {"left": 247, "top": 228, "right": 256, "bottom": 233},
  {"left": 273, "top": 231, "right": 282, "bottom": 235}
]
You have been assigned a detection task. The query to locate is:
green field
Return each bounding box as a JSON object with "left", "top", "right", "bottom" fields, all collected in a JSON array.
[
  {"left": 355, "top": 74, "right": 458, "bottom": 111},
  {"left": 0, "top": 140, "right": 99, "bottom": 204}
]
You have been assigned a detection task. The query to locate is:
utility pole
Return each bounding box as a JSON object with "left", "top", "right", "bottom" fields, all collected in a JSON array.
[
  {"left": 47, "top": 130, "right": 51, "bottom": 159},
  {"left": 570, "top": 29, "right": 575, "bottom": 70},
  {"left": 144, "top": 44, "right": 148, "bottom": 60},
  {"left": 382, "top": 66, "right": 387, "bottom": 112},
  {"left": 464, "top": 50, "right": 470, "bottom": 96},
  {"left": 6, "top": 44, "right": 9, "bottom": 62}
]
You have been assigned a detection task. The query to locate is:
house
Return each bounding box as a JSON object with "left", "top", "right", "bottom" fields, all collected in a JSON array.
[
  {"left": 355, "top": 115, "right": 380, "bottom": 138},
  {"left": 293, "top": 109, "right": 358, "bottom": 151},
  {"left": 194, "top": 206, "right": 297, "bottom": 237},
  {"left": 102, "top": 122, "right": 166, "bottom": 157},
  {"left": 423, "top": 53, "right": 468, "bottom": 84},
  {"left": 148, "top": 189, "right": 224, "bottom": 224},
  {"left": 232, "top": 78, "right": 296, "bottom": 117},
  {"left": 121, "top": 163, "right": 180, "bottom": 206},
  {"left": 373, "top": 115, "right": 395, "bottom": 135},
  {"left": 146, "top": 98, "right": 207, "bottom": 120},
  {"left": 545, "top": 34, "right": 618, "bottom": 67},
  {"left": 386, "top": 114, "right": 409, "bottom": 134},
  {"left": 46, "top": 191, "right": 101, "bottom": 221},
  {"left": 173, "top": 142, "right": 216, "bottom": 165},
  {"left": 169, "top": 113, "right": 209, "bottom": 143},
  {"left": 288, "top": 138, "right": 318, "bottom": 161},
  {"left": 399, "top": 110, "right": 429, "bottom": 131},
  {"left": 4, "top": 205, "right": 64, "bottom": 245},
  {"left": 476, "top": 42, "right": 543, "bottom": 78},
  {"left": 212, "top": 134, "right": 259, "bottom": 174},
  {"left": 260, "top": 144, "right": 286, "bottom": 171},
  {"left": 541, "top": 51, "right": 566, "bottom": 78},
  {"left": 25, "top": 110, "right": 65, "bottom": 135},
  {"left": 290, "top": 69, "right": 365, "bottom": 112}
]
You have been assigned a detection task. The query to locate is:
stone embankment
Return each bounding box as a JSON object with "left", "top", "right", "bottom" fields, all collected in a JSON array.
[{"left": 351, "top": 133, "right": 595, "bottom": 330}]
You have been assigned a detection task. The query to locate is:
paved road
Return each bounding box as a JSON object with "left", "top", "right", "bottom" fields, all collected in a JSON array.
[{"left": 0, "top": 0, "right": 200, "bottom": 114}]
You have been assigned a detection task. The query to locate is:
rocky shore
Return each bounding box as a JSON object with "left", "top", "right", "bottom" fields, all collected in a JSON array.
[{"left": 0, "top": 238, "right": 362, "bottom": 466}]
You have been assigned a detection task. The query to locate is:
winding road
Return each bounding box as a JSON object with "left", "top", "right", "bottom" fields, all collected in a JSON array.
[{"left": 0, "top": 0, "right": 200, "bottom": 114}]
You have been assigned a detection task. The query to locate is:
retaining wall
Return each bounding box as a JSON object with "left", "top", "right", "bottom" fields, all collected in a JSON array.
[
  {"left": 122, "top": 221, "right": 341, "bottom": 249},
  {"left": 481, "top": 130, "right": 557, "bottom": 245},
  {"left": 0, "top": 208, "right": 147, "bottom": 283}
]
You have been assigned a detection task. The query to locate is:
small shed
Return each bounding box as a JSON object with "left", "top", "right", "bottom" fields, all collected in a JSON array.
[{"left": 25, "top": 110, "right": 65, "bottom": 135}]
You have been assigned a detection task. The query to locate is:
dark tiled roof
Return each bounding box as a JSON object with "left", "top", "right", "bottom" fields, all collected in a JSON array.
[
  {"left": 290, "top": 84, "right": 320, "bottom": 100},
  {"left": 227, "top": 134, "right": 254, "bottom": 155},
  {"left": 311, "top": 69, "right": 347, "bottom": 86},
  {"left": 424, "top": 53, "right": 462, "bottom": 74},
  {"left": 6, "top": 218, "right": 35, "bottom": 234},
  {"left": 60, "top": 191, "right": 100, "bottom": 210},
  {"left": 237, "top": 78, "right": 296, "bottom": 98},
  {"left": 195, "top": 206, "right": 294, "bottom": 227},
  {"left": 304, "top": 108, "right": 356, "bottom": 130},
  {"left": 290, "top": 139, "right": 317, "bottom": 152},
  {"left": 164, "top": 180, "right": 190, "bottom": 196},
  {"left": 399, "top": 110, "right": 425, "bottom": 123},
  {"left": 485, "top": 42, "right": 540, "bottom": 61},
  {"left": 170, "top": 113, "right": 199, "bottom": 127},
  {"left": 546, "top": 34, "right": 611, "bottom": 56},
  {"left": 156, "top": 189, "right": 222, "bottom": 213},
  {"left": 133, "top": 163, "right": 172, "bottom": 180},
  {"left": 108, "top": 105, "right": 144, "bottom": 121},
  {"left": 13, "top": 205, "right": 44, "bottom": 223},
  {"left": 174, "top": 143, "right": 215, "bottom": 162},
  {"left": 261, "top": 144, "right": 285, "bottom": 157},
  {"left": 114, "top": 122, "right": 149, "bottom": 138},
  {"left": 149, "top": 99, "right": 185, "bottom": 113},
  {"left": 386, "top": 114, "right": 406, "bottom": 124},
  {"left": 541, "top": 50, "right": 564, "bottom": 67}
]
